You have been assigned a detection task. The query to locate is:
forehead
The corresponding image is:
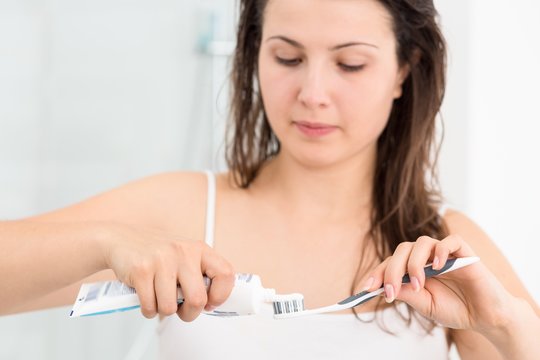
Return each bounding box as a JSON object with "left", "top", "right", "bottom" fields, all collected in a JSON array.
[{"left": 262, "top": 0, "right": 395, "bottom": 47}]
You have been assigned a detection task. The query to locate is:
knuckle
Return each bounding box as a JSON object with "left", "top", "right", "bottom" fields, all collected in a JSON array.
[
  {"left": 416, "top": 236, "right": 433, "bottom": 245},
  {"left": 176, "top": 309, "right": 192, "bottom": 322},
  {"left": 152, "top": 247, "right": 166, "bottom": 261},
  {"left": 407, "top": 261, "right": 423, "bottom": 275},
  {"left": 133, "top": 261, "right": 153, "bottom": 278},
  {"left": 191, "top": 240, "right": 205, "bottom": 253},
  {"left": 171, "top": 241, "right": 188, "bottom": 257},
  {"left": 222, "top": 266, "right": 236, "bottom": 283},
  {"left": 377, "top": 256, "right": 392, "bottom": 269},
  {"left": 447, "top": 234, "right": 463, "bottom": 243},
  {"left": 184, "top": 291, "right": 208, "bottom": 309},
  {"left": 161, "top": 271, "right": 177, "bottom": 283},
  {"left": 141, "top": 312, "right": 154, "bottom": 319},
  {"left": 395, "top": 241, "right": 413, "bottom": 252},
  {"left": 160, "top": 302, "right": 178, "bottom": 316},
  {"left": 177, "top": 304, "right": 203, "bottom": 322},
  {"left": 435, "top": 241, "right": 449, "bottom": 251},
  {"left": 140, "top": 305, "right": 156, "bottom": 318},
  {"left": 181, "top": 241, "right": 205, "bottom": 259},
  {"left": 181, "top": 313, "right": 199, "bottom": 323}
]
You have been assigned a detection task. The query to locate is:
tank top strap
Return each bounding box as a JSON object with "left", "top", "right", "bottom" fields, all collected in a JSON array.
[{"left": 203, "top": 170, "right": 217, "bottom": 248}]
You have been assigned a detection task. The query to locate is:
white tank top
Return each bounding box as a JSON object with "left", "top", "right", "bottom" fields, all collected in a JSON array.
[{"left": 157, "top": 171, "right": 450, "bottom": 359}]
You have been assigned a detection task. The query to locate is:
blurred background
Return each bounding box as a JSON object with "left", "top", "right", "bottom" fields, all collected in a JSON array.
[{"left": 0, "top": 0, "right": 538, "bottom": 358}]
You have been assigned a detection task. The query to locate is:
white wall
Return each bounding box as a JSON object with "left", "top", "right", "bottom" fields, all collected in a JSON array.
[
  {"left": 467, "top": 0, "right": 540, "bottom": 301},
  {"left": 437, "top": 0, "right": 540, "bottom": 302},
  {"left": 0, "top": 0, "right": 225, "bottom": 219},
  {"left": 0, "top": 0, "right": 235, "bottom": 358},
  {"left": 435, "top": 0, "right": 470, "bottom": 212},
  {"left": 438, "top": 0, "right": 540, "bottom": 302}
]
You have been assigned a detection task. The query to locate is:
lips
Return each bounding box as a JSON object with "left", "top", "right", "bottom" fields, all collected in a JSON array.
[
  {"left": 294, "top": 121, "right": 335, "bottom": 129},
  {"left": 293, "top": 121, "right": 338, "bottom": 137}
]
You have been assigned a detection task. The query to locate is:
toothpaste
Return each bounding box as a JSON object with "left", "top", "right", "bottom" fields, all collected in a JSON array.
[{"left": 70, "top": 273, "right": 277, "bottom": 317}]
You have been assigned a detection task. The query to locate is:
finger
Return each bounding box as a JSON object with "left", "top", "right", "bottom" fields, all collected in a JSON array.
[
  {"left": 131, "top": 271, "right": 158, "bottom": 319},
  {"left": 433, "top": 234, "right": 474, "bottom": 270},
  {"left": 204, "top": 265, "right": 235, "bottom": 311},
  {"left": 154, "top": 266, "right": 179, "bottom": 317},
  {"left": 361, "top": 257, "right": 391, "bottom": 292},
  {"left": 395, "top": 279, "right": 448, "bottom": 320},
  {"left": 200, "top": 246, "right": 236, "bottom": 310},
  {"left": 407, "top": 236, "right": 438, "bottom": 291},
  {"left": 176, "top": 264, "right": 208, "bottom": 322},
  {"left": 384, "top": 242, "right": 414, "bottom": 303}
]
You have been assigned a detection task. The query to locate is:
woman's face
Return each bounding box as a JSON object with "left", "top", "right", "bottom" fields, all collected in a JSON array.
[{"left": 258, "top": 0, "right": 408, "bottom": 168}]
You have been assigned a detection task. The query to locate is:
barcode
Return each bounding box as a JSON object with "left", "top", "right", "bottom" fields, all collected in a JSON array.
[{"left": 273, "top": 299, "right": 304, "bottom": 314}]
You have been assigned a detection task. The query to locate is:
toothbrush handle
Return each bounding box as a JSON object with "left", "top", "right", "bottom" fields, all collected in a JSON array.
[
  {"left": 338, "top": 257, "right": 479, "bottom": 309},
  {"left": 401, "top": 258, "right": 457, "bottom": 284}
]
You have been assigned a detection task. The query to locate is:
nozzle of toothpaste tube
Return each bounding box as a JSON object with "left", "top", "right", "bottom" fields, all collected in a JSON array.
[{"left": 69, "top": 273, "right": 302, "bottom": 318}]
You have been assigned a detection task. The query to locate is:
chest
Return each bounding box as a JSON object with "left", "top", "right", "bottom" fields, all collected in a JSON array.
[{"left": 212, "top": 195, "right": 368, "bottom": 310}]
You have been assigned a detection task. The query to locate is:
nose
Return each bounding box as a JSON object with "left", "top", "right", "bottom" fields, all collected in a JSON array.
[{"left": 297, "top": 66, "right": 331, "bottom": 109}]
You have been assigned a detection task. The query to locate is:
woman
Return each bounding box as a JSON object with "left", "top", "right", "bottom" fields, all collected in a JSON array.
[{"left": 1, "top": 0, "right": 539, "bottom": 358}]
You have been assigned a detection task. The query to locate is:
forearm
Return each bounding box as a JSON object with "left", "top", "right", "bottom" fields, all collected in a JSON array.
[
  {"left": 480, "top": 296, "right": 540, "bottom": 360},
  {"left": 0, "top": 220, "right": 111, "bottom": 314}
]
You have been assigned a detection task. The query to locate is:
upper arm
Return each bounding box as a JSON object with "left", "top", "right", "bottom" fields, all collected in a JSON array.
[
  {"left": 443, "top": 210, "right": 540, "bottom": 359},
  {"left": 443, "top": 210, "right": 538, "bottom": 311},
  {"left": 23, "top": 171, "right": 208, "bottom": 240}
]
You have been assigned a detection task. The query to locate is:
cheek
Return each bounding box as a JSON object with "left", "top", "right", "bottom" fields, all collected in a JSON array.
[
  {"left": 340, "top": 69, "right": 398, "bottom": 131},
  {"left": 259, "top": 62, "right": 298, "bottom": 123}
]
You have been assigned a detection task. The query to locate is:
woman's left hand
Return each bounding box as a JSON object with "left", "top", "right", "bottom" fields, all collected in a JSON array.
[{"left": 361, "top": 234, "right": 514, "bottom": 331}]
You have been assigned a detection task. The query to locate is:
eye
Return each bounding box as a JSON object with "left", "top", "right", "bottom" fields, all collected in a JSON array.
[
  {"left": 339, "top": 63, "right": 365, "bottom": 73},
  {"left": 275, "top": 56, "right": 302, "bottom": 66}
]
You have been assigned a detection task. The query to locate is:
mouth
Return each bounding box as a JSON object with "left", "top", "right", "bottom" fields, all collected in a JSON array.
[{"left": 293, "top": 121, "right": 338, "bottom": 137}]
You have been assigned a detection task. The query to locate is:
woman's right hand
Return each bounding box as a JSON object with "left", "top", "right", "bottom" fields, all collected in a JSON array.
[{"left": 102, "top": 223, "right": 235, "bottom": 322}]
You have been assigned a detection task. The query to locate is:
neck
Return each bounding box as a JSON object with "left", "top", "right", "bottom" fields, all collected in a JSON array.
[{"left": 253, "top": 148, "right": 375, "bottom": 225}]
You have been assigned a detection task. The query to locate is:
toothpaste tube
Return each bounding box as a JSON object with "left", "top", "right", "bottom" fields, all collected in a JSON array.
[{"left": 70, "top": 273, "right": 277, "bottom": 317}]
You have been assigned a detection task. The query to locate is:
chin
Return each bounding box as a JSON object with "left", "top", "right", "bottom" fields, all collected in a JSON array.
[
  {"left": 286, "top": 147, "right": 344, "bottom": 170},
  {"left": 279, "top": 137, "right": 376, "bottom": 171}
]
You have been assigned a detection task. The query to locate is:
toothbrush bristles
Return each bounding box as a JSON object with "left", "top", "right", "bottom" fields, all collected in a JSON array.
[{"left": 271, "top": 294, "right": 305, "bottom": 315}]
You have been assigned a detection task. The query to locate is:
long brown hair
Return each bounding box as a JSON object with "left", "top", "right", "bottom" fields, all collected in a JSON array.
[{"left": 226, "top": 0, "right": 448, "bottom": 330}]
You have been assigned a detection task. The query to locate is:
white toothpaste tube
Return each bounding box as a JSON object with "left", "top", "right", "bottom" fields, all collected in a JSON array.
[{"left": 70, "top": 273, "right": 278, "bottom": 318}]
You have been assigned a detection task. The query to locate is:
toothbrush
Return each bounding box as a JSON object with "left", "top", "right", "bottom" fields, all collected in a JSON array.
[{"left": 272, "top": 256, "right": 480, "bottom": 319}]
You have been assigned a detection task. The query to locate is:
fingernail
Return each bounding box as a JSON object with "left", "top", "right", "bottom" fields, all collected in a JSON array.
[
  {"left": 362, "top": 277, "right": 374, "bottom": 291},
  {"left": 384, "top": 284, "right": 395, "bottom": 303},
  {"left": 204, "top": 305, "right": 216, "bottom": 312},
  {"left": 411, "top": 276, "right": 420, "bottom": 292},
  {"left": 433, "top": 257, "right": 440, "bottom": 270}
]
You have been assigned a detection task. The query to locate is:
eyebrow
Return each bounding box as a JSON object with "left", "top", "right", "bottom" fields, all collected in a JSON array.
[{"left": 265, "top": 35, "right": 379, "bottom": 50}]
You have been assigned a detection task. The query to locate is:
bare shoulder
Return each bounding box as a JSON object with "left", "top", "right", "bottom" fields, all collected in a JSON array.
[
  {"left": 443, "top": 209, "right": 539, "bottom": 357},
  {"left": 442, "top": 209, "right": 508, "bottom": 274},
  {"left": 26, "top": 171, "right": 210, "bottom": 240},
  {"left": 442, "top": 209, "right": 535, "bottom": 300}
]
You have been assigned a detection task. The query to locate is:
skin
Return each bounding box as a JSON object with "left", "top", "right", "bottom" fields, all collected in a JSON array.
[
  {"left": 1, "top": 0, "right": 538, "bottom": 358},
  {"left": 259, "top": 0, "right": 407, "bottom": 171}
]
